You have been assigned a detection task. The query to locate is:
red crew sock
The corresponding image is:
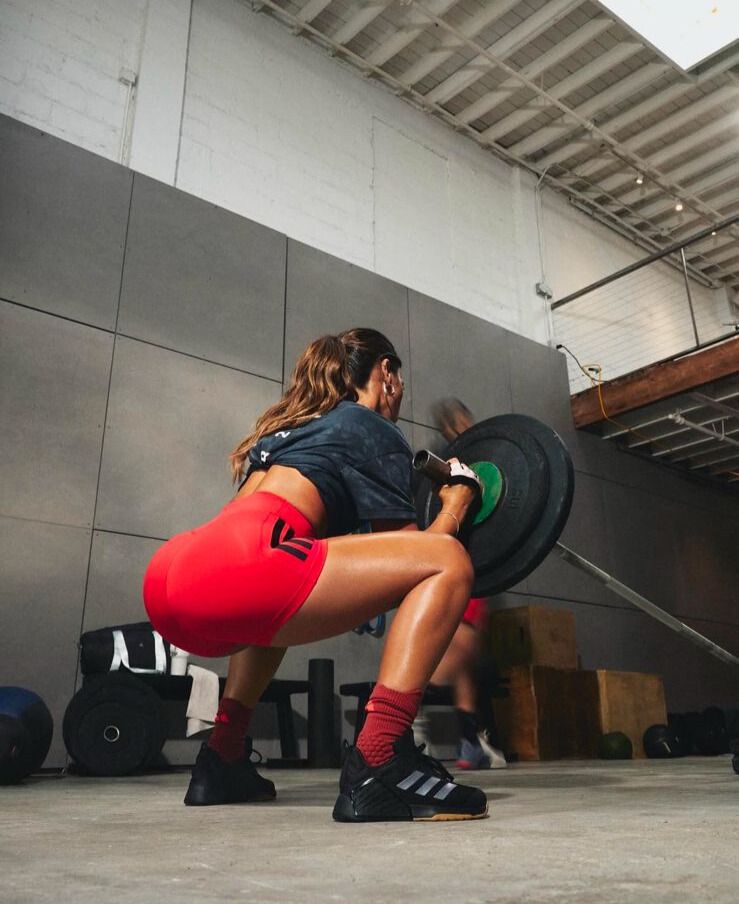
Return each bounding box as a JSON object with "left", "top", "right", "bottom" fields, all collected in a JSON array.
[
  {"left": 208, "top": 697, "right": 254, "bottom": 763},
  {"left": 356, "top": 684, "right": 423, "bottom": 767}
]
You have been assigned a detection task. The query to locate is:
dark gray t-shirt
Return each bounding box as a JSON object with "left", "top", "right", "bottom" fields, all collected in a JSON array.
[{"left": 246, "top": 401, "right": 416, "bottom": 536}]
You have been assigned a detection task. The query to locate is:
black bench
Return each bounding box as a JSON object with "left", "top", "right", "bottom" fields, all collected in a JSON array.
[{"left": 135, "top": 674, "right": 310, "bottom": 761}]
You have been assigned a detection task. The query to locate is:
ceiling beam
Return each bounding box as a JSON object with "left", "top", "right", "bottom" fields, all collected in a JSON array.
[
  {"left": 480, "top": 42, "right": 642, "bottom": 144},
  {"left": 365, "top": 0, "right": 458, "bottom": 67},
  {"left": 457, "top": 17, "right": 612, "bottom": 124},
  {"left": 595, "top": 109, "right": 739, "bottom": 195},
  {"left": 424, "top": 0, "right": 580, "bottom": 106},
  {"left": 616, "top": 139, "right": 739, "bottom": 206},
  {"left": 570, "top": 337, "right": 739, "bottom": 427},
  {"left": 292, "top": 0, "right": 332, "bottom": 29},
  {"left": 396, "top": 0, "right": 520, "bottom": 89},
  {"left": 633, "top": 161, "right": 739, "bottom": 219},
  {"left": 670, "top": 203, "right": 739, "bottom": 241},
  {"left": 330, "top": 2, "right": 393, "bottom": 46},
  {"left": 530, "top": 79, "right": 736, "bottom": 171},
  {"left": 537, "top": 62, "right": 739, "bottom": 173},
  {"left": 510, "top": 62, "right": 669, "bottom": 158},
  {"left": 690, "top": 390, "right": 739, "bottom": 418},
  {"left": 691, "top": 244, "right": 739, "bottom": 267}
]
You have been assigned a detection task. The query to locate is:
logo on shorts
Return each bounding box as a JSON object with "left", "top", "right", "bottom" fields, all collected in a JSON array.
[{"left": 270, "top": 518, "right": 313, "bottom": 562}]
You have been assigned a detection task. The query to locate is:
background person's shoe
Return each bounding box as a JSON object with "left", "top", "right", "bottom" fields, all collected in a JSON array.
[
  {"left": 333, "top": 730, "right": 488, "bottom": 822},
  {"left": 456, "top": 736, "right": 491, "bottom": 770},
  {"left": 184, "top": 739, "right": 276, "bottom": 806},
  {"left": 477, "top": 729, "right": 507, "bottom": 769},
  {"left": 411, "top": 707, "right": 433, "bottom": 754}
]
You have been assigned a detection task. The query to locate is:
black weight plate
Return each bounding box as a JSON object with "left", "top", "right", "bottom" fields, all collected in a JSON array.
[
  {"left": 417, "top": 421, "right": 551, "bottom": 579},
  {"left": 472, "top": 415, "right": 574, "bottom": 595},
  {"left": 415, "top": 414, "right": 574, "bottom": 596},
  {"left": 63, "top": 673, "right": 165, "bottom": 776}
]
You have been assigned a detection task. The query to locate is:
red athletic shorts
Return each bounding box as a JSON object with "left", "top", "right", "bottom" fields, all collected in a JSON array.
[
  {"left": 461, "top": 596, "right": 487, "bottom": 631},
  {"left": 143, "top": 492, "right": 327, "bottom": 657}
]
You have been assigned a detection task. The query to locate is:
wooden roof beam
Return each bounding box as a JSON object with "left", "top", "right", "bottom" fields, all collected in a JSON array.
[{"left": 570, "top": 337, "right": 739, "bottom": 427}]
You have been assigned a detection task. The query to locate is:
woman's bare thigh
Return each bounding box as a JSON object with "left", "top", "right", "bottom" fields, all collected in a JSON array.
[{"left": 271, "top": 530, "right": 463, "bottom": 646}]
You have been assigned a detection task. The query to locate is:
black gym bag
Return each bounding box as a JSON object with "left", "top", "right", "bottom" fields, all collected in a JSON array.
[{"left": 79, "top": 622, "right": 170, "bottom": 676}]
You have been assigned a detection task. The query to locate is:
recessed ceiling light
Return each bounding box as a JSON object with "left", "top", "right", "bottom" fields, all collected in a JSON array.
[
  {"left": 675, "top": 200, "right": 684, "bottom": 212},
  {"left": 635, "top": 173, "right": 644, "bottom": 185}
]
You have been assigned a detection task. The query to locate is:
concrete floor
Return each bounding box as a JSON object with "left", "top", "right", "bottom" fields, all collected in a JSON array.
[{"left": 2, "top": 758, "right": 737, "bottom": 904}]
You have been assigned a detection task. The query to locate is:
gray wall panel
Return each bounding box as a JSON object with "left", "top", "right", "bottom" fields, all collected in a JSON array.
[
  {"left": 95, "top": 337, "right": 281, "bottom": 538},
  {"left": 118, "top": 177, "right": 286, "bottom": 379},
  {"left": 601, "top": 483, "right": 683, "bottom": 617},
  {"left": 0, "top": 115, "right": 131, "bottom": 329},
  {"left": 0, "top": 303, "right": 113, "bottom": 527},
  {"left": 672, "top": 508, "right": 739, "bottom": 623},
  {"left": 83, "top": 531, "right": 164, "bottom": 633},
  {"left": 284, "top": 240, "right": 413, "bottom": 419},
  {"left": 508, "top": 333, "right": 574, "bottom": 435},
  {"left": 0, "top": 516, "right": 91, "bottom": 767},
  {"left": 527, "top": 472, "right": 614, "bottom": 605},
  {"left": 409, "top": 291, "right": 512, "bottom": 427}
]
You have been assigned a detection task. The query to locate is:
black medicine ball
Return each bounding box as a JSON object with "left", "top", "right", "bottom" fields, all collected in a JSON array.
[
  {"left": 643, "top": 724, "right": 681, "bottom": 758},
  {"left": 0, "top": 687, "right": 54, "bottom": 784}
]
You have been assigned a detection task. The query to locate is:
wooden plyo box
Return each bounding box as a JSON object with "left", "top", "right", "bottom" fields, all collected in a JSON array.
[
  {"left": 595, "top": 669, "right": 667, "bottom": 759},
  {"left": 488, "top": 606, "right": 578, "bottom": 671},
  {"left": 493, "top": 666, "right": 600, "bottom": 761},
  {"left": 493, "top": 667, "right": 668, "bottom": 760}
]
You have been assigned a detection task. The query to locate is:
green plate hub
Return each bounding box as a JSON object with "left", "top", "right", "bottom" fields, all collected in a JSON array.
[{"left": 470, "top": 461, "right": 504, "bottom": 525}]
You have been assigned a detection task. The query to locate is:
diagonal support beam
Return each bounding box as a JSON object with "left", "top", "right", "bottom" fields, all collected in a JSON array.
[
  {"left": 424, "top": 0, "right": 579, "bottom": 106},
  {"left": 456, "top": 17, "right": 613, "bottom": 125},
  {"left": 292, "top": 0, "right": 332, "bottom": 29},
  {"left": 366, "top": 0, "right": 459, "bottom": 67},
  {"left": 536, "top": 67, "right": 739, "bottom": 174},
  {"left": 617, "top": 138, "right": 739, "bottom": 206},
  {"left": 480, "top": 43, "right": 642, "bottom": 144},
  {"left": 397, "top": 0, "right": 520, "bottom": 88},
  {"left": 596, "top": 109, "right": 739, "bottom": 195},
  {"left": 633, "top": 161, "right": 739, "bottom": 220},
  {"left": 509, "top": 62, "right": 669, "bottom": 158},
  {"left": 330, "top": 2, "right": 393, "bottom": 46}
]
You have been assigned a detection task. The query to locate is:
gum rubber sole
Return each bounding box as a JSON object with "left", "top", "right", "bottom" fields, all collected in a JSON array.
[
  {"left": 332, "top": 793, "right": 488, "bottom": 822},
  {"left": 414, "top": 808, "right": 489, "bottom": 822}
]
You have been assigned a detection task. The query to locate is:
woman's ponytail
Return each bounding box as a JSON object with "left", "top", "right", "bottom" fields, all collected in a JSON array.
[{"left": 229, "top": 334, "right": 355, "bottom": 481}]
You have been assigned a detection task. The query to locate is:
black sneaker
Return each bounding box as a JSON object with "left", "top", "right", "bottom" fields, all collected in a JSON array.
[
  {"left": 332, "top": 730, "right": 488, "bottom": 822},
  {"left": 184, "top": 739, "right": 276, "bottom": 806}
]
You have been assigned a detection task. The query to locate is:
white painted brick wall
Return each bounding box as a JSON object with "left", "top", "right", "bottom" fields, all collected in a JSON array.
[
  {"left": 1, "top": 0, "right": 727, "bottom": 378},
  {"left": 0, "top": 0, "right": 147, "bottom": 159},
  {"left": 545, "top": 196, "right": 730, "bottom": 391},
  {"left": 179, "top": 0, "right": 547, "bottom": 340}
]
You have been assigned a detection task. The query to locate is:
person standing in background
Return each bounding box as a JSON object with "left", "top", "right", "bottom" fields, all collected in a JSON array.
[{"left": 417, "top": 399, "right": 506, "bottom": 770}]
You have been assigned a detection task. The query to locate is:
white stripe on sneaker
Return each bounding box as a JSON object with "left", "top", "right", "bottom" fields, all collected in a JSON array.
[
  {"left": 396, "top": 770, "right": 424, "bottom": 791},
  {"left": 415, "top": 776, "right": 442, "bottom": 797},
  {"left": 434, "top": 782, "right": 456, "bottom": 800}
]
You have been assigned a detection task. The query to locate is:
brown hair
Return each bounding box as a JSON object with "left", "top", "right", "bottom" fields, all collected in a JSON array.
[{"left": 229, "top": 328, "right": 401, "bottom": 481}]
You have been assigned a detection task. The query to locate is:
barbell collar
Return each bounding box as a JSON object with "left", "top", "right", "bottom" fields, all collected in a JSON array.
[{"left": 413, "top": 449, "right": 451, "bottom": 484}]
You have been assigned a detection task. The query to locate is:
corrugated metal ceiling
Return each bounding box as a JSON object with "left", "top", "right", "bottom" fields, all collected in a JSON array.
[{"left": 251, "top": 0, "right": 739, "bottom": 292}]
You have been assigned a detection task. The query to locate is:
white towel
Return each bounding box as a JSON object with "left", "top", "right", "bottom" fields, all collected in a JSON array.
[{"left": 185, "top": 664, "right": 221, "bottom": 737}]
